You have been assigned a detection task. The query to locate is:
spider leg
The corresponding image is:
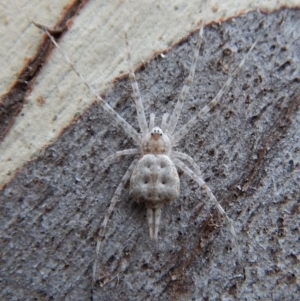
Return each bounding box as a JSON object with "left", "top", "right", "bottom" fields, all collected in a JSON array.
[
  {"left": 173, "top": 157, "right": 241, "bottom": 259},
  {"left": 147, "top": 208, "right": 154, "bottom": 239},
  {"left": 149, "top": 113, "right": 155, "bottom": 130},
  {"left": 154, "top": 207, "right": 162, "bottom": 240},
  {"left": 99, "top": 148, "right": 140, "bottom": 172},
  {"left": 172, "top": 150, "right": 202, "bottom": 177},
  {"left": 173, "top": 34, "right": 261, "bottom": 144},
  {"left": 93, "top": 158, "right": 138, "bottom": 283},
  {"left": 146, "top": 206, "right": 162, "bottom": 240},
  {"left": 124, "top": 22, "right": 148, "bottom": 134},
  {"left": 161, "top": 113, "right": 169, "bottom": 132},
  {"left": 34, "top": 23, "right": 141, "bottom": 144},
  {"left": 166, "top": 21, "right": 204, "bottom": 135}
]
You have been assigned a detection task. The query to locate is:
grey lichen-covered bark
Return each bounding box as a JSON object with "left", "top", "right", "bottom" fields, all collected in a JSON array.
[{"left": 1, "top": 9, "right": 300, "bottom": 301}]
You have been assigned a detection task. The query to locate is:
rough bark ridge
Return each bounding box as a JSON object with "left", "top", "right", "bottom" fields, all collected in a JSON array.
[{"left": 1, "top": 9, "right": 300, "bottom": 301}]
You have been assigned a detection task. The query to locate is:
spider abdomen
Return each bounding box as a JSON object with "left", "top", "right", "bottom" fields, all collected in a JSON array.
[{"left": 130, "top": 154, "right": 180, "bottom": 208}]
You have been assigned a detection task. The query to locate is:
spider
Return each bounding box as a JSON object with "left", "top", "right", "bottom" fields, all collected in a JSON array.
[{"left": 35, "top": 11, "right": 260, "bottom": 283}]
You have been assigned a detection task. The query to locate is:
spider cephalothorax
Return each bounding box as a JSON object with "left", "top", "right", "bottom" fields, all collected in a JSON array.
[{"left": 141, "top": 126, "right": 171, "bottom": 155}]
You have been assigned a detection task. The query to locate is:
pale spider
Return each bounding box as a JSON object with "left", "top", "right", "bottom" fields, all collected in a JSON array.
[{"left": 35, "top": 12, "right": 260, "bottom": 282}]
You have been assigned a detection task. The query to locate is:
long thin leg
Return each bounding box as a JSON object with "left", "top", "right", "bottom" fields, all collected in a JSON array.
[
  {"left": 149, "top": 113, "right": 155, "bottom": 130},
  {"left": 173, "top": 35, "right": 261, "bottom": 144},
  {"left": 172, "top": 150, "right": 202, "bottom": 177},
  {"left": 34, "top": 23, "right": 141, "bottom": 144},
  {"left": 124, "top": 23, "right": 148, "bottom": 134},
  {"left": 93, "top": 158, "right": 138, "bottom": 283},
  {"left": 161, "top": 113, "right": 169, "bottom": 132},
  {"left": 173, "top": 157, "right": 241, "bottom": 259},
  {"left": 147, "top": 207, "right": 162, "bottom": 240},
  {"left": 99, "top": 148, "right": 140, "bottom": 172},
  {"left": 154, "top": 207, "right": 162, "bottom": 240},
  {"left": 166, "top": 21, "right": 204, "bottom": 135},
  {"left": 147, "top": 208, "right": 154, "bottom": 239}
]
